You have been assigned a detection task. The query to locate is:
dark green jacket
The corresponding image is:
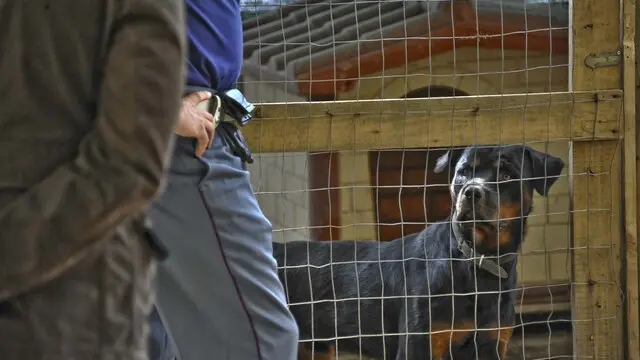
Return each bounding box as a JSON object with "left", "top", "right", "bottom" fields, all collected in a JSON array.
[{"left": 0, "top": 0, "right": 185, "bottom": 302}]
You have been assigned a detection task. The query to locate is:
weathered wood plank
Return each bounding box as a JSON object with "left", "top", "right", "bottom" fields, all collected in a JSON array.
[
  {"left": 623, "top": 0, "right": 639, "bottom": 357},
  {"left": 571, "top": 0, "right": 623, "bottom": 358},
  {"left": 571, "top": 0, "right": 621, "bottom": 91},
  {"left": 245, "top": 91, "right": 622, "bottom": 153},
  {"left": 571, "top": 141, "right": 622, "bottom": 360}
]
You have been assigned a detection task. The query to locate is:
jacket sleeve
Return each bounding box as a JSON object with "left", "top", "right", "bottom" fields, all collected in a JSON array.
[{"left": 0, "top": 0, "right": 186, "bottom": 299}]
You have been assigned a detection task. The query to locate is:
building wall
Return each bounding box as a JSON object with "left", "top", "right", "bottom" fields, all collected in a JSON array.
[
  {"left": 334, "top": 48, "right": 571, "bottom": 285},
  {"left": 338, "top": 151, "right": 379, "bottom": 241},
  {"left": 338, "top": 49, "right": 569, "bottom": 100},
  {"left": 242, "top": 74, "right": 311, "bottom": 244}
]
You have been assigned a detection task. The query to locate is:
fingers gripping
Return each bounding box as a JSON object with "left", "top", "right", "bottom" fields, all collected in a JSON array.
[{"left": 185, "top": 91, "right": 212, "bottom": 106}]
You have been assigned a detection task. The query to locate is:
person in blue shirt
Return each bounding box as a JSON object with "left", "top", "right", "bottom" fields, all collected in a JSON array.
[{"left": 147, "top": 1, "right": 300, "bottom": 359}]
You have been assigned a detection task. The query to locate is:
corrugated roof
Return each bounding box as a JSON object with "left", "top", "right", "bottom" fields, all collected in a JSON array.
[{"left": 242, "top": 0, "right": 569, "bottom": 97}]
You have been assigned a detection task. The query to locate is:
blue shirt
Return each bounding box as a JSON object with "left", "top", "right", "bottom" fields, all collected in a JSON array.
[{"left": 185, "top": 0, "right": 243, "bottom": 91}]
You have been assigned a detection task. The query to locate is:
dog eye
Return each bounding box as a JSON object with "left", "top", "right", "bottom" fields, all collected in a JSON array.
[{"left": 499, "top": 171, "right": 511, "bottom": 181}]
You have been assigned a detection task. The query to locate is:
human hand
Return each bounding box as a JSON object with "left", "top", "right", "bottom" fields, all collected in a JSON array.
[{"left": 175, "top": 91, "right": 216, "bottom": 156}]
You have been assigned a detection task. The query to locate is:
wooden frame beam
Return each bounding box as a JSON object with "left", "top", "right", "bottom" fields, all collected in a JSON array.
[
  {"left": 571, "top": 0, "right": 623, "bottom": 358},
  {"left": 245, "top": 91, "right": 622, "bottom": 153},
  {"left": 571, "top": 142, "right": 622, "bottom": 359},
  {"left": 623, "top": 0, "right": 639, "bottom": 357}
]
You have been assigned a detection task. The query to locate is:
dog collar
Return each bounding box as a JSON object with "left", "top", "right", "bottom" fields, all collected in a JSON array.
[{"left": 452, "top": 223, "right": 515, "bottom": 279}]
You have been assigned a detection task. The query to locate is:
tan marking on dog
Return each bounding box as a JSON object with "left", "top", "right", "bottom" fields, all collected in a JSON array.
[
  {"left": 496, "top": 201, "right": 521, "bottom": 248},
  {"left": 482, "top": 323, "right": 514, "bottom": 359},
  {"left": 472, "top": 227, "right": 487, "bottom": 245},
  {"left": 429, "top": 322, "right": 474, "bottom": 358},
  {"left": 522, "top": 190, "right": 532, "bottom": 215}
]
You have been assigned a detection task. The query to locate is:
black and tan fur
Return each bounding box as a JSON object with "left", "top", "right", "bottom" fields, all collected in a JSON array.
[{"left": 275, "top": 145, "right": 564, "bottom": 360}]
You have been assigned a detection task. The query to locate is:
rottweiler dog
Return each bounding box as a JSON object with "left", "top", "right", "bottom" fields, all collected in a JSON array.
[{"left": 275, "top": 145, "right": 564, "bottom": 360}]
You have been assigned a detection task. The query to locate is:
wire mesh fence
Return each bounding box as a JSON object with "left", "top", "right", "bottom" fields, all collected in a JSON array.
[{"left": 238, "top": 0, "right": 630, "bottom": 359}]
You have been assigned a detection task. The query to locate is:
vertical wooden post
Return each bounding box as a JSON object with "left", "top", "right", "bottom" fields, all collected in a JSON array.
[
  {"left": 571, "top": 143, "right": 622, "bottom": 358},
  {"left": 623, "top": 0, "right": 640, "bottom": 357},
  {"left": 571, "top": 0, "right": 623, "bottom": 359}
]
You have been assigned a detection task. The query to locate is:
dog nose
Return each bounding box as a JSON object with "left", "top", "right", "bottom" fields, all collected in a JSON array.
[{"left": 464, "top": 186, "right": 483, "bottom": 201}]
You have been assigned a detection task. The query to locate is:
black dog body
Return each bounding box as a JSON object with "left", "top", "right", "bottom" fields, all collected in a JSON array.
[
  {"left": 274, "top": 145, "right": 564, "bottom": 359},
  {"left": 274, "top": 224, "right": 516, "bottom": 359}
]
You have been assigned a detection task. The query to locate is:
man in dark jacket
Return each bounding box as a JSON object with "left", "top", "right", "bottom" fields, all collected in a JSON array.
[{"left": 0, "top": 1, "right": 185, "bottom": 359}]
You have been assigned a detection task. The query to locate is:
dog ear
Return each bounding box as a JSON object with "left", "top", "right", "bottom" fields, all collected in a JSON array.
[
  {"left": 433, "top": 149, "right": 461, "bottom": 174},
  {"left": 525, "top": 146, "right": 565, "bottom": 196}
]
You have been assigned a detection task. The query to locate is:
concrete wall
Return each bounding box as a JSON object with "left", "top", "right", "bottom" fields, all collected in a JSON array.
[
  {"left": 242, "top": 74, "right": 311, "bottom": 243},
  {"left": 338, "top": 49, "right": 569, "bottom": 100}
]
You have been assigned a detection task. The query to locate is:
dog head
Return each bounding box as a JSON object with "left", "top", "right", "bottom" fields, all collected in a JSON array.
[{"left": 434, "top": 145, "right": 564, "bottom": 255}]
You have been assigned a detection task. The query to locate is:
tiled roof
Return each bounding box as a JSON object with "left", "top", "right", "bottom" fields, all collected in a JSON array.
[{"left": 242, "top": 0, "right": 569, "bottom": 97}]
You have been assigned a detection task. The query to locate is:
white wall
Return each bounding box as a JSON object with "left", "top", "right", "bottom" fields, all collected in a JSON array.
[{"left": 242, "top": 74, "right": 311, "bottom": 243}]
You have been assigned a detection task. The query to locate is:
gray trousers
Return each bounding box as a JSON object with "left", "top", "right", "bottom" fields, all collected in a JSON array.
[{"left": 149, "top": 136, "right": 299, "bottom": 360}]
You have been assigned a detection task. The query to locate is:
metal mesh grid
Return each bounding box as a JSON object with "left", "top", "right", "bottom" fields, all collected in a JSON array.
[{"left": 239, "top": 1, "right": 623, "bottom": 359}]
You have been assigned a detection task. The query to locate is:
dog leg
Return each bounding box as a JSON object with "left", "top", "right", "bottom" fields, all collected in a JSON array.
[
  {"left": 428, "top": 323, "right": 475, "bottom": 359},
  {"left": 474, "top": 324, "right": 513, "bottom": 360}
]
